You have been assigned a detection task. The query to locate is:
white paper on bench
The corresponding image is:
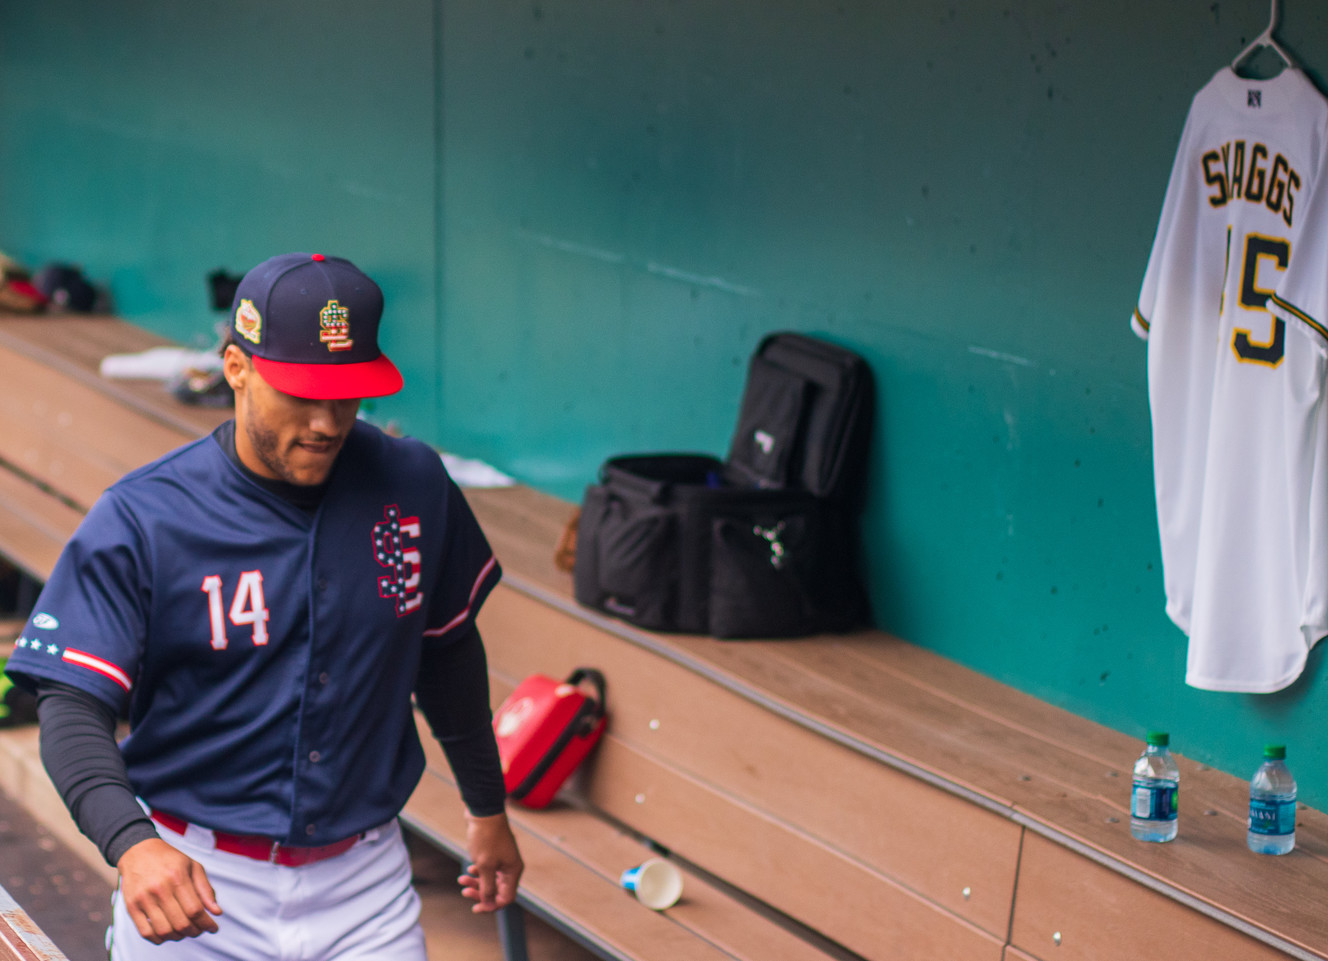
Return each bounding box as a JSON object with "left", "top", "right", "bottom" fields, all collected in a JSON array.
[{"left": 100, "top": 347, "right": 223, "bottom": 380}]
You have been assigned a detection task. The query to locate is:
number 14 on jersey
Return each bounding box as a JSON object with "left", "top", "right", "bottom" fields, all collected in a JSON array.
[{"left": 201, "top": 572, "right": 270, "bottom": 649}]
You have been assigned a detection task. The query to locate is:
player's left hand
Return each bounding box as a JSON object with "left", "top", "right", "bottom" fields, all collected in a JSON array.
[{"left": 458, "top": 810, "right": 523, "bottom": 913}]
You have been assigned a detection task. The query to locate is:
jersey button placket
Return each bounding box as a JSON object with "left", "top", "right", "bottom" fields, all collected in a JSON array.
[{"left": 309, "top": 750, "right": 321, "bottom": 763}]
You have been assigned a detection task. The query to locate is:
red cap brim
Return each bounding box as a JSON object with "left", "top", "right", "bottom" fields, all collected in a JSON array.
[{"left": 252, "top": 353, "right": 403, "bottom": 400}]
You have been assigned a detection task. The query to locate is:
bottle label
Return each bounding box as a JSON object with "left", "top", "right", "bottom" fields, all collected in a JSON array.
[
  {"left": 1248, "top": 797, "right": 1295, "bottom": 836},
  {"left": 1132, "top": 781, "right": 1177, "bottom": 821}
]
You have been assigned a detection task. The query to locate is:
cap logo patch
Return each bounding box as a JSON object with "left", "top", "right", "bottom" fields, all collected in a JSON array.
[
  {"left": 235, "top": 299, "right": 263, "bottom": 344},
  {"left": 319, "top": 300, "right": 353, "bottom": 352}
]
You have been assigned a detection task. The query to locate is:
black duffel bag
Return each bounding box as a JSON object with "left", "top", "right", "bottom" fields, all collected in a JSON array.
[
  {"left": 573, "top": 333, "right": 873, "bottom": 639},
  {"left": 574, "top": 453, "right": 864, "bottom": 637}
]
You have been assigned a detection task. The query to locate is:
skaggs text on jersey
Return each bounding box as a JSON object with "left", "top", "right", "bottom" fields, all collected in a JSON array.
[{"left": 1202, "top": 140, "right": 1302, "bottom": 227}]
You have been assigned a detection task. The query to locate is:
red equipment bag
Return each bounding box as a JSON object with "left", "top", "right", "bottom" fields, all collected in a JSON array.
[{"left": 492, "top": 668, "right": 607, "bottom": 809}]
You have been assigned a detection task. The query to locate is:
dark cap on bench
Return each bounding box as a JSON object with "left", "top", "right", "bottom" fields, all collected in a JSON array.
[{"left": 230, "top": 252, "right": 403, "bottom": 400}]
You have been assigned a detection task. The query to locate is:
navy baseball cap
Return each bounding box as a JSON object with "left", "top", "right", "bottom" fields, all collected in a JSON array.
[{"left": 230, "top": 252, "right": 403, "bottom": 400}]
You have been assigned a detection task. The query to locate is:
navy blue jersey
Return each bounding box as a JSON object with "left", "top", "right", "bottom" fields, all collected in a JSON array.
[{"left": 6, "top": 420, "right": 501, "bottom": 845}]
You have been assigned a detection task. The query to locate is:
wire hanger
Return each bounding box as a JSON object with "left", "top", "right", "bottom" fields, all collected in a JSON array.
[{"left": 1232, "top": 0, "right": 1297, "bottom": 71}]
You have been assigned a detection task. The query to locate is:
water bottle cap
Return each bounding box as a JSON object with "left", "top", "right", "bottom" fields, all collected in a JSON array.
[
  {"left": 1146, "top": 731, "right": 1169, "bottom": 747},
  {"left": 1263, "top": 744, "right": 1286, "bottom": 760}
]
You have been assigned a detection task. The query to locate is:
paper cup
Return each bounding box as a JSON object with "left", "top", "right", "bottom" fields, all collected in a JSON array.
[{"left": 619, "top": 857, "right": 683, "bottom": 910}]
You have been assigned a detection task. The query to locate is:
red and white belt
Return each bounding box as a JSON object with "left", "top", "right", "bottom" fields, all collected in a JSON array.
[{"left": 149, "top": 808, "right": 362, "bottom": 867}]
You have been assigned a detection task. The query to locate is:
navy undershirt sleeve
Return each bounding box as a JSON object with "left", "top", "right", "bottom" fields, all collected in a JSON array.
[
  {"left": 414, "top": 625, "right": 507, "bottom": 818},
  {"left": 35, "top": 681, "right": 159, "bottom": 867}
]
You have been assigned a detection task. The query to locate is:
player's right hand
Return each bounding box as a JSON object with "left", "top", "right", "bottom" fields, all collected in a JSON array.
[{"left": 117, "top": 838, "right": 223, "bottom": 943}]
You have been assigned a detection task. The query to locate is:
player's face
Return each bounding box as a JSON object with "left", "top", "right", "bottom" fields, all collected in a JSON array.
[{"left": 224, "top": 346, "right": 361, "bottom": 486}]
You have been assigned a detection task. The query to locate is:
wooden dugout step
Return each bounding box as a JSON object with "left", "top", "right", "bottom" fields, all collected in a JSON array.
[
  {"left": 0, "top": 467, "right": 82, "bottom": 585},
  {"left": 1010, "top": 832, "right": 1299, "bottom": 961},
  {"left": 0, "top": 313, "right": 156, "bottom": 372},
  {"left": 462, "top": 485, "right": 1328, "bottom": 959},
  {"left": 1004, "top": 949, "right": 1040, "bottom": 961},
  {"left": 485, "top": 574, "right": 1328, "bottom": 959},
  {"left": 0, "top": 342, "right": 201, "bottom": 512},
  {"left": 0, "top": 314, "right": 230, "bottom": 441},
  {"left": 480, "top": 585, "right": 1021, "bottom": 946},
  {"left": 0, "top": 313, "right": 229, "bottom": 604},
  {"left": 404, "top": 716, "right": 833, "bottom": 961}
]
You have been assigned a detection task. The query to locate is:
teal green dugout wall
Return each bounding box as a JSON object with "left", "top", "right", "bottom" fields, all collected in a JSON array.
[{"left": 4, "top": 1, "right": 1328, "bottom": 807}]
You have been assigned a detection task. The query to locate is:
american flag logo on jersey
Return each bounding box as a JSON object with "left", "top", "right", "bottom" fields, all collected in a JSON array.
[
  {"left": 319, "top": 299, "right": 354, "bottom": 352},
  {"left": 14, "top": 636, "right": 133, "bottom": 692},
  {"left": 373, "top": 504, "right": 423, "bottom": 615}
]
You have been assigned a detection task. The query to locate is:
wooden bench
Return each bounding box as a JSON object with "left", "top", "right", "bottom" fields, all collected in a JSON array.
[
  {"left": 0, "top": 314, "right": 229, "bottom": 595},
  {"left": 396, "top": 483, "right": 1328, "bottom": 961}
]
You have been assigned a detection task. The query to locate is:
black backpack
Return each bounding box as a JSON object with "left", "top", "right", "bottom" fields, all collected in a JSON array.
[{"left": 573, "top": 332, "right": 873, "bottom": 638}]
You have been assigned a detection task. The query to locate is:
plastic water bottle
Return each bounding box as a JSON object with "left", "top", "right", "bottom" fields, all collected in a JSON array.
[
  {"left": 1247, "top": 745, "right": 1296, "bottom": 855},
  {"left": 1131, "top": 731, "right": 1179, "bottom": 842}
]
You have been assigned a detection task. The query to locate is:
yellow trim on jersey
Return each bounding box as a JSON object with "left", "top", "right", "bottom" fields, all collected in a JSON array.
[
  {"left": 1270, "top": 292, "right": 1328, "bottom": 343},
  {"left": 1133, "top": 307, "right": 1150, "bottom": 332}
]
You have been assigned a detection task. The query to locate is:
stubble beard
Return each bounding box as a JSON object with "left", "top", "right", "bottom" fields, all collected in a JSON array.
[{"left": 244, "top": 413, "right": 329, "bottom": 486}]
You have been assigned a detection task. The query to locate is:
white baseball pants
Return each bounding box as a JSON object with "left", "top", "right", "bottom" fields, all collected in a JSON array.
[{"left": 108, "top": 819, "right": 427, "bottom": 961}]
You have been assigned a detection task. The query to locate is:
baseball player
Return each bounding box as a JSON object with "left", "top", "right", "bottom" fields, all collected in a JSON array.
[
  {"left": 5, "top": 252, "right": 523, "bottom": 958},
  {"left": 1132, "top": 66, "right": 1328, "bottom": 692}
]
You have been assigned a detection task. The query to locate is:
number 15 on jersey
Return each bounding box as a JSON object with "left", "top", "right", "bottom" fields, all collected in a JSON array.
[{"left": 1230, "top": 230, "right": 1291, "bottom": 368}]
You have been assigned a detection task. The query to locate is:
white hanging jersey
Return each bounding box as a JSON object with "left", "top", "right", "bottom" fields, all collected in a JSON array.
[
  {"left": 1268, "top": 138, "right": 1328, "bottom": 686},
  {"left": 1132, "top": 67, "right": 1328, "bottom": 692}
]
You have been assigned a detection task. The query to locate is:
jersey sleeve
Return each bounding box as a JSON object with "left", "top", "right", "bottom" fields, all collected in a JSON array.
[
  {"left": 1131, "top": 90, "right": 1205, "bottom": 341},
  {"left": 420, "top": 472, "right": 502, "bottom": 643},
  {"left": 4, "top": 491, "right": 148, "bottom": 711},
  {"left": 1270, "top": 124, "right": 1328, "bottom": 344}
]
